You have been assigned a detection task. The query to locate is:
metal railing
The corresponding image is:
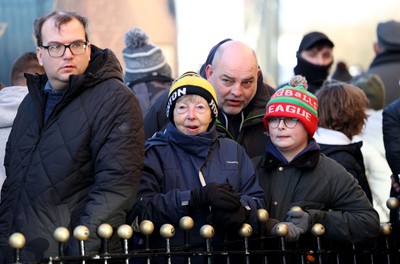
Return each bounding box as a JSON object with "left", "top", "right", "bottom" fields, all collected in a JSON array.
[{"left": 8, "top": 198, "right": 400, "bottom": 264}]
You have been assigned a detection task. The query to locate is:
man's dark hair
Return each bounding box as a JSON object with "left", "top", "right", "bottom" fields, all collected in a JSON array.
[{"left": 33, "top": 11, "right": 90, "bottom": 47}]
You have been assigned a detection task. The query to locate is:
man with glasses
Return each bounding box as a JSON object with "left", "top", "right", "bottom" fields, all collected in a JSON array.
[
  {"left": 0, "top": 11, "right": 144, "bottom": 262},
  {"left": 252, "top": 76, "right": 379, "bottom": 262}
]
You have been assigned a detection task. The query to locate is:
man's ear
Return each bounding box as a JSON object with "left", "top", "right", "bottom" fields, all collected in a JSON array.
[
  {"left": 36, "top": 47, "right": 43, "bottom": 66},
  {"left": 205, "top": 64, "right": 213, "bottom": 81},
  {"left": 373, "top": 41, "right": 380, "bottom": 54},
  {"left": 87, "top": 43, "right": 91, "bottom": 61}
]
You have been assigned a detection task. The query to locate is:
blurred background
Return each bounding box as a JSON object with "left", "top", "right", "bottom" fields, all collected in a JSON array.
[{"left": 0, "top": 0, "right": 399, "bottom": 87}]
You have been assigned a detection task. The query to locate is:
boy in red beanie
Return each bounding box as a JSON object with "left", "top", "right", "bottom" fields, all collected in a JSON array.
[{"left": 253, "top": 76, "right": 380, "bottom": 261}]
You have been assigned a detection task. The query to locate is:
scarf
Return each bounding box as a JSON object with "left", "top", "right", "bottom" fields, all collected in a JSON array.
[{"left": 294, "top": 53, "right": 332, "bottom": 93}]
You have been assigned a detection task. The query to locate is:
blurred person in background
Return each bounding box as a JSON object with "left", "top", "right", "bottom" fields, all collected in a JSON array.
[
  {"left": 0, "top": 51, "right": 45, "bottom": 198},
  {"left": 122, "top": 26, "right": 173, "bottom": 117},
  {"left": 331, "top": 61, "right": 352, "bottom": 82},
  {"left": 367, "top": 20, "right": 400, "bottom": 106},
  {"left": 279, "top": 31, "right": 334, "bottom": 94},
  {"left": 351, "top": 73, "right": 391, "bottom": 223}
]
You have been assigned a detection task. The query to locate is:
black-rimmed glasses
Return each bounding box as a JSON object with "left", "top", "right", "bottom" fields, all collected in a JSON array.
[
  {"left": 41, "top": 41, "right": 88, "bottom": 58},
  {"left": 268, "top": 117, "right": 299, "bottom": 129}
]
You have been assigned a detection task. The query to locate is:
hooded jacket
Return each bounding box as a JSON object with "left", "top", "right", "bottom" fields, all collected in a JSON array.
[
  {"left": 0, "top": 45, "right": 144, "bottom": 262},
  {"left": 314, "top": 127, "right": 373, "bottom": 203},
  {"left": 130, "top": 123, "right": 265, "bottom": 257}
]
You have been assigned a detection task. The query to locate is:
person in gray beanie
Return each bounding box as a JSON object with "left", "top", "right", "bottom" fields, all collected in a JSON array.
[
  {"left": 123, "top": 27, "right": 173, "bottom": 117},
  {"left": 367, "top": 20, "right": 400, "bottom": 106}
]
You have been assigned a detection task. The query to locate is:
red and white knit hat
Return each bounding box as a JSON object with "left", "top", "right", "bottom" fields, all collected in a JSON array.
[{"left": 264, "top": 76, "right": 319, "bottom": 137}]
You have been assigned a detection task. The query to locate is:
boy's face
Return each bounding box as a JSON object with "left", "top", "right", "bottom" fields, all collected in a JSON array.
[{"left": 268, "top": 117, "right": 309, "bottom": 161}]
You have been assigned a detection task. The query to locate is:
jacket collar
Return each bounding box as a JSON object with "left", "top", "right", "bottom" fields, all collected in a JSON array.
[
  {"left": 369, "top": 50, "right": 400, "bottom": 68},
  {"left": 263, "top": 138, "right": 320, "bottom": 169},
  {"left": 163, "top": 123, "right": 217, "bottom": 157}
]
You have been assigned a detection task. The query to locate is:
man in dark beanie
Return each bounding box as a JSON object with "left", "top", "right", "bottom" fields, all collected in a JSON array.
[
  {"left": 367, "top": 20, "right": 400, "bottom": 106},
  {"left": 278, "top": 31, "right": 334, "bottom": 94}
]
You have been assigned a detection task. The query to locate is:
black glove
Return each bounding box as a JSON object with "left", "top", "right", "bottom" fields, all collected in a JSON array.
[
  {"left": 190, "top": 182, "right": 241, "bottom": 210},
  {"left": 208, "top": 206, "right": 248, "bottom": 234}
]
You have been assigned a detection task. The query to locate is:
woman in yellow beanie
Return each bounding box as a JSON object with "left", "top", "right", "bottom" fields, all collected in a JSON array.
[{"left": 128, "top": 72, "right": 265, "bottom": 264}]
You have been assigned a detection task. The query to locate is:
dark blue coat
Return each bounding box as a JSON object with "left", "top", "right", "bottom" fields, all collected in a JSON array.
[{"left": 130, "top": 123, "right": 265, "bottom": 253}]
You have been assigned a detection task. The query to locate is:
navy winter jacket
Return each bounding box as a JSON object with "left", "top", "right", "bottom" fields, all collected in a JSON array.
[{"left": 130, "top": 123, "right": 265, "bottom": 253}]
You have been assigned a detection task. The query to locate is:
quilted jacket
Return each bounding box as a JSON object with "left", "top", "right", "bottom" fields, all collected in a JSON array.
[{"left": 0, "top": 45, "right": 144, "bottom": 262}]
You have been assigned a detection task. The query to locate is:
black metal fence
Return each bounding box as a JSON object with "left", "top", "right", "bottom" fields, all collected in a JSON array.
[{"left": 8, "top": 198, "right": 400, "bottom": 264}]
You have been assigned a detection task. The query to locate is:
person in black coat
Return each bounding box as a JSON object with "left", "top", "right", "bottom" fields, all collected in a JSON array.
[
  {"left": 366, "top": 20, "right": 400, "bottom": 106},
  {"left": 278, "top": 31, "right": 334, "bottom": 94},
  {"left": 314, "top": 79, "right": 373, "bottom": 203},
  {"left": 383, "top": 98, "right": 400, "bottom": 225},
  {"left": 0, "top": 11, "right": 144, "bottom": 263},
  {"left": 253, "top": 77, "right": 380, "bottom": 263}
]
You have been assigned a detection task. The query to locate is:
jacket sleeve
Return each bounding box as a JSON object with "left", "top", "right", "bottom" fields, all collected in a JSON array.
[
  {"left": 78, "top": 84, "right": 145, "bottom": 254},
  {"left": 236, "top": 146, "right": 266, "bottom": 232},
  {"left": 329, "top": 150, "right": 373, "bottom": 203},
  {"left": 143, "top": 89, "right": 169, "bottom": 139},
  {"left": 361, "top": 141, "right": 391, "bottom": 222},
  {"left": 383, "top": 100, "right": 400, "bottom": 184},
  {"left": 308, "top": 158, "right": 380, "bottom": 243},
  {"left": 129, "top": 147, "right": 192, "bottom": 229}
]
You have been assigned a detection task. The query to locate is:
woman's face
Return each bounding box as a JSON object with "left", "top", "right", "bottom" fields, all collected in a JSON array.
[{"left": 173, "top": 95, "right": 212, "bottom": 135}]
